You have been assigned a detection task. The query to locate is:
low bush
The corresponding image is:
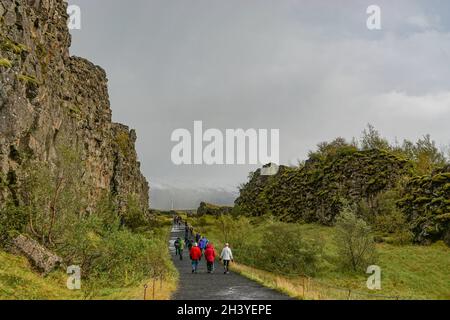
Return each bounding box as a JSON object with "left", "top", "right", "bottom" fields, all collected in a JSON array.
[
  {"left": 260, "top": 222, "right": 322, "bottom": 276},
  {"left": 334, "top": 206, "right": 377, "bottom": 272},
  {"left": 0, "top": 202, "right": 28, "bottom": 246},
  {"left": 211, "top": 217, "right": 322, "bottom": 277}
]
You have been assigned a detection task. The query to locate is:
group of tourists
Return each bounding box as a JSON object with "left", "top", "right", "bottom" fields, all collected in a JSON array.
[
  {"left": 173, "top": 218, "right": 234, "bottom": 274},
  {"left": 173, "top": 215, "right": 183, "bottom": 227}
]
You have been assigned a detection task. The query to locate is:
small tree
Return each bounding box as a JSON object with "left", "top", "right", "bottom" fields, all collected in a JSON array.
[
  {"left": 262, "top": 222, "right": 322, "bottom": 276},
  {"left": 360, "top": 124, "right": 391, "bottom": 151},
  {"left": 0, "top": 202, "right": 28, "bottom": 246},
  {"left": 20, "top": 145, "right": 87, "bottom": 246},
  {"left": 217, "top": 214, "right": 233, "bottom": 243},
  {"left": 335, "top": 206, "right": 377, "bottom": 272},
  {"left": 122, "top": 194, "right": 148, "bottom": 231}
]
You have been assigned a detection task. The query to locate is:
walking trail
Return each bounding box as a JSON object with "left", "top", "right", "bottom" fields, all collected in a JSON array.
[{"left": 170, "top": 225, "right": 291, "bottom": 300}]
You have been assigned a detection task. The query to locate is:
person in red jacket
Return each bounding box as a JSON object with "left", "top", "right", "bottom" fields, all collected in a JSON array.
[
  {"left": 204, "top": 244, "right": 216, "bottom": 273},
  {"left": 189, "top": 242, "right": 202, "bottom": 274}
]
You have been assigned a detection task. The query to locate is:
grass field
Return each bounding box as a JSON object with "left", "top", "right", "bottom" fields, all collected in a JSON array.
[
  {"left": 0, "top": 219, "right": 178, "bottom": 300},
  {"left": 183, "top": 214, "right": 450, "bottom": 300}
]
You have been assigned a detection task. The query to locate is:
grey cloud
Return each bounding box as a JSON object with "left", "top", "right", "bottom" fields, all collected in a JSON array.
[{"left": 68, "top": 0, "right": 450, "bottom": 209}]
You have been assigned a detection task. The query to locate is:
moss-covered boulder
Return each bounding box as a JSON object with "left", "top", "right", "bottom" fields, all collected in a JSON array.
[
  {"left": 398, "top": 166, "right": 450, "bottom": 245},
  {"left": 197, "top": 202, "right": 232, "bottom": 216}
]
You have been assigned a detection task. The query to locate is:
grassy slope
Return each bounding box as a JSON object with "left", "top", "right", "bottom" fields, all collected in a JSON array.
[
  {"left": 0, "top": 250, "right": 82, "bottom": 300},
  {"left": 298, "top": 223, "right": 450, "bottom": 300},
  {"left": 184, "top": 214, "right": 450, "bottom": 300},
  {"left": 0, "top": 222, "right": 178, "bottom": 300}
]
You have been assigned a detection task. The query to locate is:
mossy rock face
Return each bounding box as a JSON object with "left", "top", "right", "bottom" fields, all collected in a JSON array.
[
  {"left": 17, "top": 74, "right": 40, "bottom": 85},
  {"left": 197, "top": 202, "right": 232, "bottom": 216},
  {"left": 115, "top": 131, "right": 131, "bottom": 157},
  {"left": 0, "top": 1, "right": 150, "bottom": 214},
  {"left": 236, "top": 149, "right": 412, "bottom": 225},
  {"left": 398, "top": 166, "right": 450, "bottom": 245},
  {"left": 0, "top": 38, "right": 29, "bottom": 55}
]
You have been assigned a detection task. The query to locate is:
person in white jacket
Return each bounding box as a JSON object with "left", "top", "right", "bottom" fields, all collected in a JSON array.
[{"left": 219, "top": 243, "right": 234, "bottom": 274}]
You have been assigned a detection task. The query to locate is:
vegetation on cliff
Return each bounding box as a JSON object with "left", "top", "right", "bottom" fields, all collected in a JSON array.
[
  {"left": 0, "top": 146, "right": 175, "bottom": 298},
  {"left": 197, "top": 202, "right": 233, "bottom": 216},
  {"left": 235, "top": 126, "right": 449, "bottom": 245},
  {"left": 0, "top": 0, "right": 168, "bottom": 299}
]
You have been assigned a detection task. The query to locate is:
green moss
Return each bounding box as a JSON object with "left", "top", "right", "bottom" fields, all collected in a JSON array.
[
  {"left": 17, "top": 74, "right": 40, "bottom": 86},
  {"left": 0, "top": 39, "right": 29, "bottom": 55},
  {"left": 236, "top": 148, "right": 412, "bottom": 225},
  {"left": 433, "top": 173, "right": 450, "bottom": 183},
  {"left": 68, "top": 104, "right": 82, "bottom": 116},
  {"left": 115, "top": 131, "right": 130, "bottom": 156},
  {"left": 0, "top": 58, "right": 12, "bottom": 68}
]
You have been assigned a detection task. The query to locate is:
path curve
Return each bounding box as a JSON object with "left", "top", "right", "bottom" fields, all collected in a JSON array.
[{"left": 169, "top": 225, "right": 292, "bottom": 300}]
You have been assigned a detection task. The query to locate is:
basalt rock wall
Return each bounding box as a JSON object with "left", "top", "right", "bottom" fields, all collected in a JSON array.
[{"left": 0, "top": 0, "right": 149, "bottom": 212}]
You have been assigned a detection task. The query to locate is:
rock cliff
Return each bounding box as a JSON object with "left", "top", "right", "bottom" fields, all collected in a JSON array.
[{"left": 0, "top": 0, "right": 149, "bottom": 212}]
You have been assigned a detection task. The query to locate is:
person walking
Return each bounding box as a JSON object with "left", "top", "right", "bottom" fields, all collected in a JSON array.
[
  {"left": 187, "top": 239, "right": 194, "bottom": 251},
  {"left": 198, "top": 236, "right": 206, "bottom": 253},
  {"left": 178, "top": 236, "right": 185, "bottom": 261},
  {"left": 195, "top": 233, "right": 201, "bottom": 243},
  {"left": 219, "top": 243, "right": 234, "bottom": 274},
  {"left": 185, "top": 225, "right": 190, "bottom": 239},
  {"left": 190, "top": 242, "right": 202, "bottom": 274},
  {"left": 174, "top": 237, "right": 181, "bottom": 257},
  {"left": 204, "top": 244, "right": 216, "bottom": 274}
]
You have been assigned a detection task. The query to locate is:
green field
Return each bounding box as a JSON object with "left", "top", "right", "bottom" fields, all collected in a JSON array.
[{"left": 183, "top": 214, "right": 450, "bottom": 300}]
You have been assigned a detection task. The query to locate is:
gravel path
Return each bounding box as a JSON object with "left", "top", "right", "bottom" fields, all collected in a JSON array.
[{"left": 170, "top": 225, "right": 292, "bottom": 300}]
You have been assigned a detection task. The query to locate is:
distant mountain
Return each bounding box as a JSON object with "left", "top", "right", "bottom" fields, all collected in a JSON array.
[{"left": 151, "top": 185, "right": 237, "bottom": 210}]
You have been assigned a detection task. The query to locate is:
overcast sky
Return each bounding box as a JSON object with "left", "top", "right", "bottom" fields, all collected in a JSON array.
[{"left": 67, "top": 0, "right": 450, "bottom": 209}]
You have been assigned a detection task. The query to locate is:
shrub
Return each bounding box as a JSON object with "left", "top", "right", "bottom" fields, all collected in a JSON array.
[
  {"left": 0, "top": 202, "right": 28, "bottom": 246},
  {"left": 335, "top": 206, "right": 377, "bottom": 272},
  {"left": 215, "top": 214, "right": 252, "bottom": 246},
  {"left": 121, "top": 194, "right": 148, "bottom": 231},
  {"left": 89, "top": 230, "right": 165, "bottom": 287},
  {"left": 19, "top": 146, "right": 88, "bottom": 246},
  {"left": 358, "top": 190, "right": 414, "bottom": 245},
  {"left": 260, "top": 222, "right": 322, "bottom": 276}
]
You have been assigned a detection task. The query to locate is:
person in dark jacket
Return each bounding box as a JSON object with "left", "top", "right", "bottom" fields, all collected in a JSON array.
[
  {"left": 204, "top": 244, "right": 216, "bottom": 273},
  {"left": 187, "top": 239, "right": 194, "bottom": 251}
]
